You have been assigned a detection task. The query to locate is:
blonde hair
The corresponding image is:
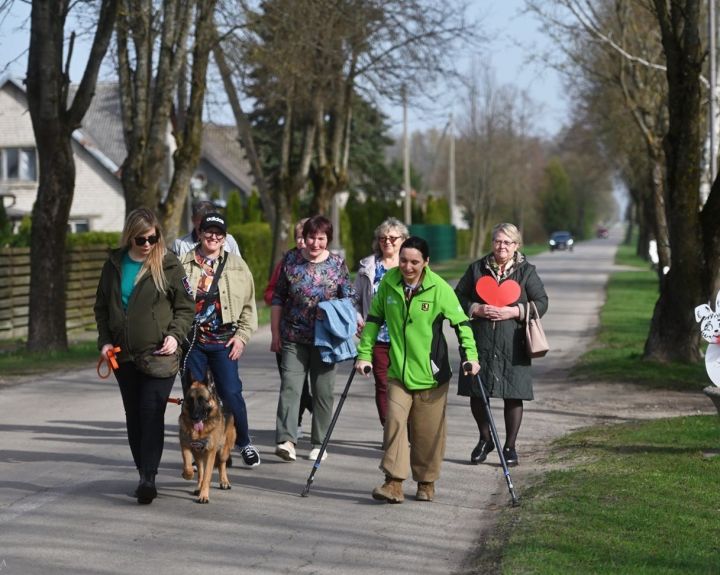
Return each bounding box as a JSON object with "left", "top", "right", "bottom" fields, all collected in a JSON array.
[
  {"left": 120, "top": 207, "right": 168, "bottom": 292},
  {"left": 372, "top": 217, "right": 410, "bottom": 255},
  {"left": 492, "top": 222, "right": 523, "bottom": 248}
]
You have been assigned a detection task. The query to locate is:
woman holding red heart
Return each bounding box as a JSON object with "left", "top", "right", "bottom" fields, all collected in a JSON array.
[{"left": 455, "top": 222, "right": 548, "bottom": 467}]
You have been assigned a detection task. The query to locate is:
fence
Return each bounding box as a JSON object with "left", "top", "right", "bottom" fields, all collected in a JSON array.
[{"left": 0, "top": 245, "right": 109, "bottom": 340}]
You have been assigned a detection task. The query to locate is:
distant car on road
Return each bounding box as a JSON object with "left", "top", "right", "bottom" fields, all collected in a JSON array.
[
  {"left": 549, "top": 231, "right": 574, "bottom": 252},
  {"left": 596, "top": 226, "right": 609, "bottom": 239}
]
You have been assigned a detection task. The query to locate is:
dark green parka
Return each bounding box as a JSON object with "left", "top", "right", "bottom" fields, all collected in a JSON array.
[
  {"left": 455, "top": 253, "right": 548, "bottom": 400},
  {"left": 94, "top": 248, "right": 195, "bottom": 364}
]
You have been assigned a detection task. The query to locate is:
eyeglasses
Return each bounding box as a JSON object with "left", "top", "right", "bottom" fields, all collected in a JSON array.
[
  {"left": 202, "top": 231, "right": 225, "bottom": 239},
  {"left": 134, "top": 235, "right": 159, "bottom": 246},
  {"left": 379, "top": 236, "right": 402, "bottom": 244},
  {"left": 493, "top": 239, "right": 516, "bottom": 247}
]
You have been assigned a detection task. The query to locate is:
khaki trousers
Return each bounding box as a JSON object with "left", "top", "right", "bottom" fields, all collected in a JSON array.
[{"left": 380, "top": 379, "right": 448, "bottom": 482}]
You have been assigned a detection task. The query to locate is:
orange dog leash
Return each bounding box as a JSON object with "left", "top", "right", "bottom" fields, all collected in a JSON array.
[{"left": 97, "top": 346, "right": 121, "bottom": 379}]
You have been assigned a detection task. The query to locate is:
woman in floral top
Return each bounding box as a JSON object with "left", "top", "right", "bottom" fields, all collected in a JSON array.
[{"left": 271, "top": 215, "right": 356, "bottom": 462}]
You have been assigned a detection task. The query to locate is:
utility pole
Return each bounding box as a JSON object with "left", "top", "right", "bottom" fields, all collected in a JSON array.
[
  {"left": 403, "top": 86, "right": 412, "bottom": 225},
  {"left": 448, "top": 113, "right": 456, "bottom": 227}
]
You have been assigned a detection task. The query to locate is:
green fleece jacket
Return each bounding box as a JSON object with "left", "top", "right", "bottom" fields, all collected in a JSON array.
[
  {"left": 357, "top": 266, "right": 478, "bottom": 390},
  {"left": 94, "top": 249, "right": 195, "bottom": 363}
]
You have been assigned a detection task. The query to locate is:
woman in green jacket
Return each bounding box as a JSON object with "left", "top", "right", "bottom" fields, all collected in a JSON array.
[
  {"left": 94, "top": 208, "right": 195, "bottom": 504},
  {"left": 355, "top": 236, "right": 480, "bottom": 504},
  {"left": 455, "top": 222, "right": 548, "bottom": 468}
]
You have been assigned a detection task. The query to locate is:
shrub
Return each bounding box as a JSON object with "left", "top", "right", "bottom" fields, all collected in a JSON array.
[
  {"left": 228, "top": 221, "right": 272, "bottom": 292},
  {"left": 225, "top": 190, "right": 244, "bottom": 227},
  {"left": 67, "top": 231, "right": 121, "bottom": 248}
]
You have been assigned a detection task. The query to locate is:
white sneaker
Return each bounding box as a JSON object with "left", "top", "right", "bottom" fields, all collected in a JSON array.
[
  {"left": 308, "top": 447, "right": 328, "bottom": 461},
  {"left": 275, "top": 441, "right": 296, "bottom": 461}
]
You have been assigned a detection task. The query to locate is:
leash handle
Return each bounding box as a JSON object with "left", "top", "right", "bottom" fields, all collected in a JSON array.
[{"left": 97, "top": 346, "right": 122, "bottom": 379}]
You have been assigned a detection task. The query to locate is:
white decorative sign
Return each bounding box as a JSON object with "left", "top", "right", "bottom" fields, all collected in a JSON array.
[{"left": 695, "top": 290, "right": 720, "bottom": 387}]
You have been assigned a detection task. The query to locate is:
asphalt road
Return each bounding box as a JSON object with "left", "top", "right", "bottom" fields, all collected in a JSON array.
[{"left": 2, "top": 229, "right": 705, "bottom": 574}]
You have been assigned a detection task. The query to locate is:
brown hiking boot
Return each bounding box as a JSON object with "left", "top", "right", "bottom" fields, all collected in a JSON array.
[
  {"left": 372, "top": 476, "right": 404, "bottom": 503},
  {"left": 415, "top": 481, "right": 435, "bottom": 502}
]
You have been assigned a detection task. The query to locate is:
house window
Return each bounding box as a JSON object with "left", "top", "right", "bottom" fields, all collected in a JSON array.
[
  {"left": 68, "top": 219, "right": 90, "bottom": 233},
  {"left": 1, "top": 148, "right": 37, "bottom": 181}
]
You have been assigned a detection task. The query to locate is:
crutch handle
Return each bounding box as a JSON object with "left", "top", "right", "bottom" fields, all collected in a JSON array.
[
  {"left": 363, "top": 366, "right": 371, "bottom": 374},
  {"left": 462, "top": 361, "right": 472, "bottom": 373}
]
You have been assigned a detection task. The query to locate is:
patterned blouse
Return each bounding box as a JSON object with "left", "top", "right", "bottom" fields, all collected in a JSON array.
[
  {"left": 272, "top": 249, "right": 356, "bottom": 344},
  {"left": 193, "top": 252, "right": 234, "bottom": 344}
]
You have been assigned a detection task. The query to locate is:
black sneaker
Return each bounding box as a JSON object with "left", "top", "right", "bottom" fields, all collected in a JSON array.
[
  {"left": 470, "top": 438, "right": 495, "bottom": 464},
  {"left": 239, "top": 445, "right": 261, "bottom": 467},
  {"left": 503, "top": 446, "right": 518, "bottom": 467}
]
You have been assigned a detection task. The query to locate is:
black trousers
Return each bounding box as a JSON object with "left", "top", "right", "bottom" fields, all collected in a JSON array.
[{"left": 115, "top": 362, "right": 175, "bottom": 476}]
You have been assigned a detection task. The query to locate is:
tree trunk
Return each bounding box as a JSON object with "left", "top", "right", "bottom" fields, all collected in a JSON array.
[
  {"left": 645, "top": 0, "right": 704, "bottom": 362},
  {"left": 649, "top": 154, "right": 670, "bottom": 279},
  {"left": 117, "top": 0, "right": 193, "bottom": 214},
  {"left": 25, "top": 0, "right": 119, "bottom": 352},
  {"left": 212, "top": 27, "right": 275, "bottom": 230},
  {"left": 162, "top": 0, "right": 218, "bottom": 239}
]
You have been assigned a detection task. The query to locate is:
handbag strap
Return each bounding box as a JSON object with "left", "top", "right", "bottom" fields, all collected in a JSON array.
[
  {"left": 526, "top": 301, "right": 540, "bottom": 322},
  {"left": 197, "top": 254, "right": 227, "bottom": 320}
]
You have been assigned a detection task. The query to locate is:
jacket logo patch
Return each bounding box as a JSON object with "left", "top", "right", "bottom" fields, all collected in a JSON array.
[
  {"left": 421, "top": 303, "right": 430, "bottom": 311},
  {"left": 182, "top": 276, "right": 194, "bottom": 296}
]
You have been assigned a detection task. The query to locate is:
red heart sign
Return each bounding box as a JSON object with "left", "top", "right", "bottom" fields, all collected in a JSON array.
[{"left": 475, "top": 276, "right": 521, "bottom": 307}]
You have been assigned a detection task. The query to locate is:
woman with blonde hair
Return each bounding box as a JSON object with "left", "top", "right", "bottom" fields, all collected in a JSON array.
[
  {"left": 455, "top": 222, "right": 548, "bottom": 467},
  {"left": 354, "top": 217, "right": 409, "bottom": 426},
  {"left": 94, "top": 207, "right": 195, "bottom": 504}
]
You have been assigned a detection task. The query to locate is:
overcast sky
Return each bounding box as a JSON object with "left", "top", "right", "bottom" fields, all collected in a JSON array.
[{"left": 0, "top": 1, "right": 567, "bottom": 138}]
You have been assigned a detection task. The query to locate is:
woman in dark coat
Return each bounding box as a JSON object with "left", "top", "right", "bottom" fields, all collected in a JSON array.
[{"left": 455, "top": 223, "right": 548, "bottom": 467}]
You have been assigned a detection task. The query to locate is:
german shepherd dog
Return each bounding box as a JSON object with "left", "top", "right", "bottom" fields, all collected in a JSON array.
[{"left": 179, "top": 380, "right": 236, "bottom": 503}]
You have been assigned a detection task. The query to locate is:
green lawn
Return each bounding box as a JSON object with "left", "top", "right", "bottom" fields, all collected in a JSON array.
[
  {"left": 499, "top": 417, "right": 720, "bottom": 574},
  {"left": 493, "top": 239, "right": 718, "bottom": 574},
  {"left": 572, "top": 244, "right": 706, "bottom": 390}
]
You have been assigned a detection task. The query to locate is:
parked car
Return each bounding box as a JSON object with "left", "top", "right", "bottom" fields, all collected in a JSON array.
[
  {"left": 549, "top": 231, "right": 574, "bottom": 252},
  {"left": 596, "top": 226, "right": 609, "bottom": 239}
]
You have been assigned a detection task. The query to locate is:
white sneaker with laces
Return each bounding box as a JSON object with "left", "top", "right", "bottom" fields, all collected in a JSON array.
[
  {"left": 275, "top": 441, "right": 296, "bottom": 461},
  {"left": 308, "top": 446, "right": 328, "bottom": 461}
]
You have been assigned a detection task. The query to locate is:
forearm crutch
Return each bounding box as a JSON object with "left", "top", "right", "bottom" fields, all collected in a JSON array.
[
  {"left": 301, "top": 364, "right": 370, "bottom": 497},
  {"left": 464, "top": 362, "right": 520, "bottom": 507}
]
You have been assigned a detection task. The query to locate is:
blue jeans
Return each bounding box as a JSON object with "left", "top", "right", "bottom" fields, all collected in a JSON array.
[{"left": 186, "top": 341, "right": 251, "bottom": 448}]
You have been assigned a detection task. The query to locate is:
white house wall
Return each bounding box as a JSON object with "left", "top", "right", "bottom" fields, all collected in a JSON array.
[{"left": 0, "top": 82, "right": 125, "bottom": 232}]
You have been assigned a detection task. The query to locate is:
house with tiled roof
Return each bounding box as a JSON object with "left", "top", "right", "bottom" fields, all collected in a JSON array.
[
  {"left": 0, "top": 77, "right": 125, "bottom": 232},
  {"left": 0, "top": 77, "right": 254, "bottom": 232}
]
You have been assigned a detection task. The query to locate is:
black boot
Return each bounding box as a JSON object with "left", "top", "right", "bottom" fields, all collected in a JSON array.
[
  {"left": 134, "top": 470, "right": 144, "bottom": 497},
  {"left": 470, "top": 437, "right": 495, "bottom": 464},
  {"left": 137, "top": 472, "right": 157, "bottom": 504}
]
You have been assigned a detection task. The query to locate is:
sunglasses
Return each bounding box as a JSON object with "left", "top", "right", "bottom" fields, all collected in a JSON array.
[
  {"left": 379, "top": 236, "right": 402, "bottom": 244},
  {"left": 202, "top": 231, "right": 225, "bottom": 239},
  {"left": 134, "top": 235, "right": 159, "bottom": 246}
]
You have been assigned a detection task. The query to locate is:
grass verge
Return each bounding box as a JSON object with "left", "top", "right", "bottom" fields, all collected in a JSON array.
[
  {"left": 494, "top": 239, "right": 718, "bottom": 574},
  {"left": 499, "top": 417, "right": 720, "bottom": 574},
  {"left": 0, "top": 338, "right": 100, "bottom": 378},
  {"left": 572, "top": 242, "right": 706, "bottom": 391}
]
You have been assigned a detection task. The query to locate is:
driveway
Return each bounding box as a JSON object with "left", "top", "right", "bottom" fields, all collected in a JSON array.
[{"left": 0, "top": 229, "right": 711, "bottom": 574}]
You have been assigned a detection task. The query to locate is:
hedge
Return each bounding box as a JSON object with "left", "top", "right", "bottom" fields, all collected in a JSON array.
[{"left": 228, "top": 221, "right": 273, "bottom": 293}]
